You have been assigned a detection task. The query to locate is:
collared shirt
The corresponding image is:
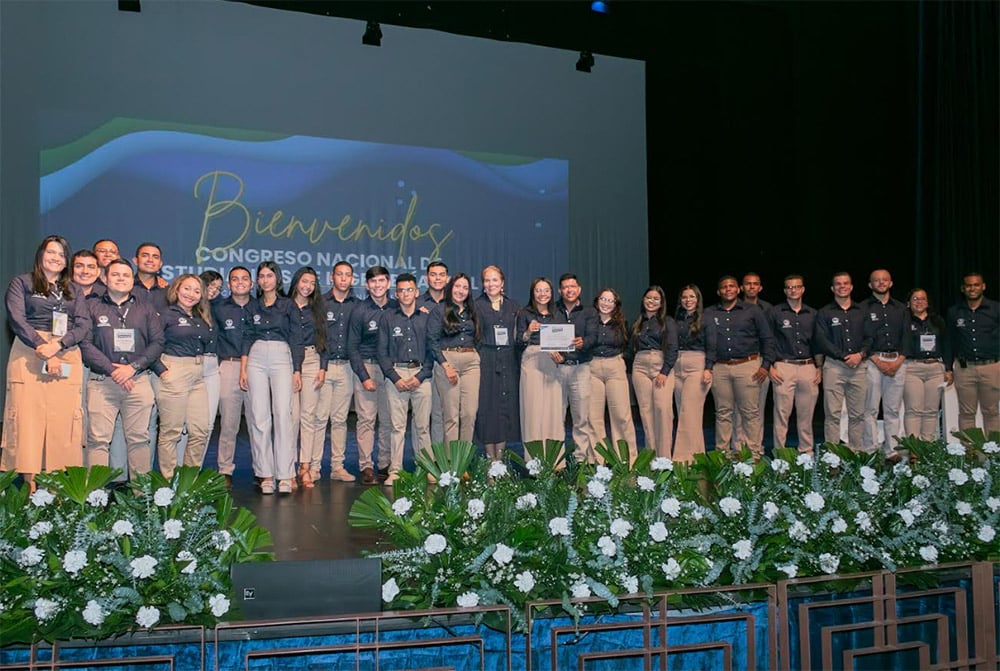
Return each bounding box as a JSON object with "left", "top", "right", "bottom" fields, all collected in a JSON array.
[
  {"left": 348, "top": 296, "right": 398, "bottom": 382},
  {"left": 472, "top": 293, "right": 520, "bottom": 348},
  {"left": 377, "top": 306, "right": 434, "bottom": 383},
  {"left": 592, "top": 318, "right": 628, "bottom": 358},
  {"left": 427, "top": 303, "right": 478, "bottom": 364},
  {"left": 516, "top": 306, "right": 566, "bottom": 347},
  {"left": 132, "top": 277, "right": 168, "bottom": 315},
  {"left": 292, "top": 301, "right": 321, "bottom": 350},
  {"left": 741, "top": 298, "right": 773, "bottom": 312},
  {"left": 946, "top": 297, "right": 999, "bottom": 368},
  {"left": 80, "top": 293, "right": 164, "bottom": 375},
  {"left": 159, "top": 304, "right": 213, "bottom": 357},
  {"left": 904, "top": 313, "right": 949, "bottom": 361},
  {"left": 862, "top": 295, "right": 908, "bottom": 353},
  {"left": 631, "top": 314, "right": 680, "bottom": 374},
  {"left": 4, "top": 273, "right": 91, "bottom": 348},
  {"left": 241, "top": 295, "right": 305, "bottom": 372},
  {"left": 675, "top": 309, "right": 708, "bottom": 353},
  {"left": 211, "top": 296, "right": 250, "bottom": 359},
  {"left": 321, "top": 292, "right": 358, "bottom": 365},
  {"left": 704, "top": 301, "right": 775, "bottom": 369},
  {"left": 74, "top": 282, "right": 106, "bottom": 299},
  {"left": 814, "top": 301, "right": 871, "bottom": 360},
  {"left": 769, "top": 301, "right": 818, "bottom": 361},
  {"left": 554, "top": 299, "right": 598, "bottom": 363},
  {"left": 417, "top": 292, "right": 444, "bottom": 312}
]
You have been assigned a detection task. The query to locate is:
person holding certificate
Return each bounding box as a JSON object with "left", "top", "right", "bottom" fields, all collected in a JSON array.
[{"left": 517, "top": 277, "right": 567, "bottom": 448}]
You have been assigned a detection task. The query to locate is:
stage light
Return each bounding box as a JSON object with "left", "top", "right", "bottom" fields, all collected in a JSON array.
[
  {"left": 362, "top": 21, "right": 382, "bottom": 47},
  {"left": 576, "top": 51, "right": 594, "bottom": 73},
  {"left": 118, "top": 0, "right": 140, "bottom": 11},
  {"left": 590, "top": 1, "right": 609, "bottom": 14}
]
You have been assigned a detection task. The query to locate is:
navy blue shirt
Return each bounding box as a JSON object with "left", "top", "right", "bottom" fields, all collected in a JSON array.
[
  {"left": 904, "top": 313, "right": 949, "bottom": 362},
  {"left": 472, "top": 294, "right": 520, "bottom": 349},
  {"left": 592, "top": 317, "right": 629, "bottom": 358},
  {"left": 862, "top": 296, "right": 909, "bottom": 354},
  {"left": 704, "top": 302, "right": 774, "bottom": 369},
  {"left": 555, "top": 300, "right": 598, "bottom": 364},
  {"left": 348, "top": 296, "right": 398, "bottom": 382},
  {"left": 814, "top": 301, "right": 872, "bottom": 360},
  {"left": 4, "top": 273, "right": 91, "bottom": 349},
  {"left": 675, "top": 309, "right": 709, "bottom": 354},
  {"left": 377, "top": 306, "right": 434, "bottom": 383},
  {"left": 946, "top": 297, "right": 1000, "bottom": 368},
  {"left": 159, "top": 305, "right": 213, "bottom": 358},
  {"left": 241, "top": 295, "right": 305, "bottom": 372},
  {"left": 321, "top": 292, "right": 358, "bottom": 365},
  {"left": 631, "top": 314, "right": 680, "bottom": 374},
  {"left": 427, "top": 303, "right": 478, "bottom": 364},
  {"left": 291, "top": 301, "right": 321, "bottom": 361},
  {"left": 516, "top": 305, "right": 567, "bottom": 347},
  {"left": 769, "top": 301, "right": 818, "bottom": 362},
  {"left": 80, "top": 293, "right": 164, "bottom": 375},
  {"left": 132, "top": 277, "right": 169, "bottom": 315},
  {"left": 211, "top": 296, "right": 250, "bottom": 359}
]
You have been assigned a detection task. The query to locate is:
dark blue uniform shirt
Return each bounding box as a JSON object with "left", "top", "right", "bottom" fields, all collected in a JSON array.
[{"left": 81, "top": 293, "right": 164, "bottom": 374}]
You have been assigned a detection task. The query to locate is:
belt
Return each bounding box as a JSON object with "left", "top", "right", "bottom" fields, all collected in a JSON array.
[
  {"left": 395, "top": 361, "right": 422, "bottom": 369},
  {"left": 165, "top": 354, "right": 205, "bottom": 364},
  {"left": 559, "top": 359, "right": 584, "bottom": 366},
  {"left": 778, "top": 358, "right": 815, "bottom": 366},
  {"left": 203, "top": 353, "right": 217, "bottom": 358},
  {"left": 967, "top": 358, "right": 999, "bottom": 366},
  {"left": 220, "top": 356, "right": 242, "bottom": 362},
  {"left": 443, "top": 346, "right": 476, "bottom": 352},
  {"left": 363, "top": 357, "right": 379, "bottom": 364},
  {"left": 913, "top": 358, "right": 942, "bottom": 364},
  {"left": 328, "top": 358, "right": 350, "bottom": 365},
  {"left": 717, "top": 353, "right": 759, "bottom": 365},
  {"left": 874, "top": 351, "right": 900, "bottom": 360}
]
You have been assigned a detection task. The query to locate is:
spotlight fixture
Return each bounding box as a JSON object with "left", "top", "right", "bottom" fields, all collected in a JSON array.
[
  {"left": 576, "top": 51, "right": 594, "bottom": 73},
  {"left": 590, "top": 1, "right": 609, "bottom": 14},
  {"left": 118, "top": 0, "right": 140, "bottom": 11},
  {"left": 362, "top": 21, "right": 382, "bottom": 47}
]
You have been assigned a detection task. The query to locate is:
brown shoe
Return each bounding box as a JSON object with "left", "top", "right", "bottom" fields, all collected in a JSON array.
[
  {"left": 360, "top": 467, "right": 377, "bottom": 485},
  {"left": 224, "top": 474, "right": 232, "bottom": 490}
]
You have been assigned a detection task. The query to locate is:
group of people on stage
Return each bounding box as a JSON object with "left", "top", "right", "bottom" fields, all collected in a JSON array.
[{"left": 3, "top": 234, "right": 999, "bottom": 494}]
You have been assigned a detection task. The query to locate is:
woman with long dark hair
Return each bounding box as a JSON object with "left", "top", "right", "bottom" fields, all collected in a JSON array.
[
  {"left": 630, "top": 285, "right": 679, "bottom": 458},
  {"left": 2, "top": 236, "right": 90, "bottom": 490},
  {"left": 902, "top": 288, "right": 951, "bottom": 440},
  {"left": 288, "top": 266, "right": 327, "bottom": 488},
  {"left": 672, "top": 284, "right": 712, "bottom": 460},
  {"left": 517, "top": 277, "right": 566, "bottom": 447},
  {"left": 428, "top": 273, "right": 481, "bottom": 446},
  {"left": 588, "top": 288, "right": 638, "bottom": 461}
]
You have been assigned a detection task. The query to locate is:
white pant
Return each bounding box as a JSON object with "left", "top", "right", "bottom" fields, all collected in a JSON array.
[
  {"left": 864, "top": 357, "right": 906, "bottom": 454},
  {"left": 246, "top": 341, "right": 295, "bottom": 481}
]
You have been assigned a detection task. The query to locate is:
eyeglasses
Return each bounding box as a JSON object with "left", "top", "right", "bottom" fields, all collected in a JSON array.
[
  {"left": 597, "top": 297, "right": 616, "bottom": 304},
  {"left": 784, "top": 285, "right": 804, "bottom": 290},
  {"left": 397, "top": 287, "right": 416, "bottom": 294}
]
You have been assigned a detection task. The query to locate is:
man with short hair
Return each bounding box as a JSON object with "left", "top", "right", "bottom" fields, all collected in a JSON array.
[
  {"left": 946, "top": 272, "right": 1000, "bottom": 433},
  {"left": 92, "top": 239, "right": 120, "bottom": 286},
  {"left": 132, "top": 242, "right": 168, "bottom": 314},
  {"left": 212, "top": 266, "right": 253, "bottom": 488},
  {"left": 862, "top": 269, "right": 908, "bottom": 455},
  {"left": 319, "top": 261, "right": 359, "bottom": 482},
  {"left": 553, "top": 273, "right": 598, "bottom": 462},
  {"left": 734, "top": 271, "right": 773, "bottom": 449},
  {"left": 768, "top": 275, "right": 821, "bottom": 451},
  {"left": 378, "top": 273, "right": 434, "bottom": 485},
  {"left": 814, "top": 272, "right": 871, "bottom": 449},
  {"left": 418, "top": 260, "right": 449, "bottom": 446}
]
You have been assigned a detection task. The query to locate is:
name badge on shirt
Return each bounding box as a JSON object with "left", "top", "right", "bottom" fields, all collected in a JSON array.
[
  {"left": 919, "top": 334, "right": 936, "bottom": 352},
  {"left": 51, "top": 311, "right": 68, "bottom": 337},
  {"left": 494, "top": 325, "right": 509, "bottom": 347},
  {"left": 114, "top": 328, "right": 136, "bottom": 353}
]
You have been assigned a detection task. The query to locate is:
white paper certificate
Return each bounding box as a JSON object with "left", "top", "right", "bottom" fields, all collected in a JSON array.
[{"left": 540, "top": 323, "right": 575, "bottom": 352}]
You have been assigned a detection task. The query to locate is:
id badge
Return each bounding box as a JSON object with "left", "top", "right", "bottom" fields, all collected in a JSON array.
[
  {"left": 52, "top": 311, "right": 68, "bottom": 337},
  {"left": 494, "top": 325, "right": 509, "bottom": 347},
  {"left": 114, "top": 328, "right": 136, "bottom": 353},
  {"left": 919, "top": 334, "right": 936, "bottom": 352}
]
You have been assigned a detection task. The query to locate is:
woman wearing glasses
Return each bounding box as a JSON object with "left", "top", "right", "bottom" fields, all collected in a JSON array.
[{"left": 589, "top": 288, "right": 638, "bottom": 462}]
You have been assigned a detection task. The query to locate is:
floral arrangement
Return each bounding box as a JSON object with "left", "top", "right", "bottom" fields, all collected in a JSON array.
[
  {"left": 349, "top": 432, "right": 1000, "bottom": 630},
  {"left": 0, "top": 466, "right": 273, "bottom": 644}
]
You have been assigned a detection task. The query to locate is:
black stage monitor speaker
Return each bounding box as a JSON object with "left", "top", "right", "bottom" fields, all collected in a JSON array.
[{"left": 231, "top": 558, "right": 382, "bottom": 621}]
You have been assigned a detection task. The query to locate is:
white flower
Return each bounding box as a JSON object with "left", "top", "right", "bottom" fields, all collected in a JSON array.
[
  {"left": 594, "top": 465, "right": 613, "bottom": 481},
  {"left": 382, "top": 578, "right": 400, "bottom": 603},
  {"left": 30, "top": 488, "right": 55, "bottom": 507},
  {"left": 911, "top": 475, "right": 930, "bottom": 489},
  {"left": 515, "top": 493, "right": 537, "bottom": 510},
  {"left": 919, "top": 545, "right": 939, "bottom": 564},
  {"left": 636, "top": 476, "right": 655, "bottom": 492},
  {"left": 690, "top": 507, "right": 705, "bottom": 521},
  {"left": 859, "top": 466, "right": 876, "bottom": 480},
  {"left": 549, "top": 517, "right": 571, "bottom": 536},
  {"left": 789, "top": 521, "right": 810, "bottom": 542},
  {"left": 610, "top": 518, "right": 633, "bottom": 538},
  {"left": 661, "top": 558, "right": 682, "bottom": 580},
  {"left": 861, "top": 478, "right": 881, "bottom": 495},
  {"left": 948, "top": 468, "right": 969, "bottom": 486},
  {"left": 488, "top": 461, "right": 508, "bottom": 478},
  {"left": 112, "top": 520, "right": 134, "bottom": 537},
  {"left": 978, "top": 525, "right": 996, "bottom": 543},
  {"left": 526, "top": 459, "right": 542, "bottom": 476},
  {"left": 818, "top": 553, "right": 840, "bottom": 574},
  {"left": 971, "top": 467, "right": 987, "bottom": 483},
  {"left": 771, "top": 459, "right": 789, "bottom": 474},
  {"left": 423, "top": 534, "right": 447, "bottom": 555},
  {"left": 514, "top": 570, "right": 535, "bottom": 593},
  {"left": 988, "top": 497, "right": 1000, "bottom": 513},
  {"left": 621, "top": 575, "right": 639, "bottom": 594},
  {"left": 438, "top": 471, "right": 457, "bottom": 487},
  {"left": 855, "top": 511, "right": 873, "bottom": 532},
  {"left": 821, "top": 451, "right": 842, "bottom": 468},
  {"left": 831, "top": 517, "right": 848, "bottom": 534},
  {"left": 466, "top": 498, "right": 485, "bottom": 519},
  {"left": 153, "top": 487, "right": 174, "bottom": 506},
  {"left": 181, "top": 558, "right": 198, "bottom": 575},
  {"left": 162, "top": 519, "right": 184, "bottom": 540},
  {"left": 86, "top": 489, "right": 109, "bottom": 508},
  {"left": 898, "top": 509, "right": 915, "bottom": 527},
  {"left": 586, "top": 479, "right": 607, "bottom": 499},
  {"left": 28, "top": 521, "right": 52, "bottom": 540},
  {"left": 62, "top": 549, "right": 88, "bottom": 576},
  {"left": 571, "top": 581, "right": 591, "bottom": 598},
  {"left": 598, "top": 535, "right": 617, "bottom": 557},
  {"left": 777, "top": 563, "right": 798, "bottom": 578},
  {"left": 492, "top": 543, "right": 514, "bottom": 565},
  {"left": 649, "top": 522, "right": 668, "bottom": 542},
  {"left": 733, "top": 461, "right": 754, "bottom": 477},
  {"left": 456, "top": 591, "right": 480, "bottom": 608},
  {"left": 136, "top": 606, "right": 160, "bottom": 628},
  {"left": 391, "top": 497, "right": 413, "bottom": 516},
  {"left": 955, "top": 501, "right": 973, "bottom": 516},
  {"left": 208, "top": 594, "right": 230, "bottom": 617},
  {"left": 18, "top": 545, "right": 43, "bottom": 567},
  {"left": 983, "top": 440, "right": 999, "bottom": 454},
  {"left": 660, "top": 497, "right": 681, "bottom": 518},
  {"left": 651, "top": 457, "right": 674, "bottom": 471},
  {"left": 804, "top": 492, "right": 825, "bottom": 512},
  {"left": 130, "top": 555, "right": 158, "bottom": 579},
  {"left": 732, "top": 539, "right": 753, "bottom": 560},
  {"left": 932, "top": 520, "right": 949, "bottom": 535},
  {"left": 796, "top": 453, "right": 814, "bottom": 470},
  {"left": 892, "top": 462, "right": 911, "bottom": 477},
  {"left": 718, "top": 496, "right": 742, "bottom": 517},
  {"left": 762, "top": 501, "right": 779, "bottom": 521},
  {"left": 946, "top": 442, "right": 966, "bottom": 456},
  {"left": 34, "top": 598, "right": 59, "bottom": 621},
  {"left": 211, "top": 530, "right": 233, "bottom": 551},
  {"left": 905, "top": 498, "right": 925, "bottom": 517},
  {"left": 82, "top": 600, "right": 106, "bottom": 626},
  {"left": 177, "top": 550, "right": 195, "bottom": 562}
]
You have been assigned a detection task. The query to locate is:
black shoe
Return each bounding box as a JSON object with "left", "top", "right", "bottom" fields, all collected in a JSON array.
[
  {"left": 377, "top": 467, "right": 389, "bottom": 481},
  {"left": 361, "top": 468, "right": 377, "bottom": 485}
]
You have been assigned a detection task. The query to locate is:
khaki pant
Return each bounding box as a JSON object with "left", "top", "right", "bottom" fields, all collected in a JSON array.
[
  {"left": 385, "top": 366, "right": 431, "bottom": 474},
  {"left": 589, "top": 354, "right": 637, "bottom": 462},
  {"left": 319, "top": 359, "right": 354, "bottom": 471},
  {"left": 556, "top": 361, "right": 595, "bottom": 462},
  {"left": 822, "top": 359, "right": 867, "bottom": 449},
  {"left": 711, "top": 358, "right": 763, "bottom": 455},
  {"left": 155, "top": 354, "right": 209, "bottom": 478},
  {"left": 734, "top": 378, "right": 770, "bottom": 450},
  {"left": 902, "top": 360, "right": 944, "bottom": 440},
  {"left": 216, "top": 359, "right": 249, "bottom": 476},
  {"left": 673, "top": 350, "right": 710, "bottom": 460},
  {"left": 434, "top": 350, "right": 481, "bottom": 445},
  {"left": 356, "top": 361, "right": 392, "bottom": 471},
  {"left": 864, "top": 357, "right": 907, "bottom": 453},
  {"left": 519, "top": 345, "right": 566, "bottom": 446},
  {"left": 771, "top": 361, "right": 820, "bottom": 450},
  {"left": 245, "top": 341, "right": 295, "bottom": 481},
  {"left": 292, "top": 347, "right": 325, "bottom": 469},
  {"left": 632, "top": 350, "right": 675, "bottom": 457},
  {"left": 953, "top": 360, "right": 1000, "bottom": 433},
  {"left": 85, "top": 374, "right": 154, "bottom": 476}
]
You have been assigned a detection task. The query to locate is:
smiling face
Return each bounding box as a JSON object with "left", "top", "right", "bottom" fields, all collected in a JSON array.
[
  {"left": 533, "top": 281, "right": 553, "bottom": 308},
  {"left": 427, "top": 265, "right": 449, "bottom": 292},
  {"left": 679, "top": 289, "right": 698, "bottom": 312},
  {"left": 396, "top": 280, "right": 417, "bottom": 308},
  {"left": 596, "top": 290, "right": 617, "bottom": 316},
  {"left": 41, "top": 241, "right": 67, "bottom": 279},
  {"left": 642, "top": 290, "right": 662, "bottom": 316},
  {"left": 93, "top": 241, "right": 119, "bottom": 269},
  {"left": 451, "top": 277, "right": 470, "bottom": 305},
  {"left": 295, "top": 273, "right": 317, "bottom": 300},
  {"left": 961, "top": 275, "right": 985, "bottom": 302},
  {"left": 134, "top": 245, "right": 162, "bottom": 276},
  {"left": 366, "top": 273, "right": 390, "bottom": 300},
  {"left": 105, "top": 262, "right": 135, "bottom": 297},
  {"left": 831, "top": 273, "right": 853, "bottom": 299},
  {"left": 559, "top": 277, "right": 582, "bottom": 306},
  {"left": 176, "top": 277, "right": 202, "bottom": 311},
  {"left": 482, "top": 268, "right": 504, "bottom": 299},
  {"left": 72, "top": 256, "right": 99, "bottom": 287},
  {"left": 868, "top": 269, "right": 893, "bottom": 296},
  {"left": 205, "top": 278, "right": 223, "bottom": 300},
  {"left": 717, "top": 278, "right": 740, "bottom": 304},
  {"left": 229, "top": 269, "right": 252, "bottom": 299},
  {"left": 908, "top": 289, "right": 929, "bottom": 316}
]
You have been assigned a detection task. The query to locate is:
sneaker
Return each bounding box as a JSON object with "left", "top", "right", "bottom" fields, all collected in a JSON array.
[
  {"left": 383, "top": 472, "right": 399, "bottom": 486},
  {"left": 330, "top": 466, "right": 356, "bottom": 482},
  {"left": 277, "top": 479, "right": 293, "bottom": 494},
  {"left": 260, "top": 478, "right": 275, "bottom": 495},
  {"left": 360, "top": 468, "right": 378, "bottom": 485}
]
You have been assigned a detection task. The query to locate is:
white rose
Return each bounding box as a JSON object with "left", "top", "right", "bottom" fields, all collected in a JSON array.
[
  {"left": 586, "top": 479, "right": 607, "bottom": 499},
  {"left": 762, "top": 501, "right": 779, "bottom": 521},
  {"left": 718, "top": 496, "right": 742, "bottom": 517},
  {"left": 855, "top": 511, "right": 873, "bottom": 532},
  {"left": 492, "top": 543, "right": 514, "bottom": 565},
  {"left": 112, "top": 520, "right": 135, "bottom": 537},
  {"left": 382, "top": 578, "right": 400, "bottom": 603},
  {"left": 423, "top": 534, "right": 447, "bottom": 555},
  {"left": 211, "top": 530, "right": 233, "bottom": 551},
  {"left": 796, "top": 453, "right": 814, "bottom": 470},
  {"left": 789, "top": 521, "right": 810, "bottom": 542},
  {"left": 651, "top": 457, "right": 674, "bottom": 471},
  {"left": 982, "top": 440, "right": 999, "bottom": 454},
  {"left": 153, "top": 487, "right": 174, "bottom": 506},
  {"left": 892, "top": 462, "right": 911, "bottom": 477},
  {"left": 34, "top": 597, "right": 59, "bottom": 621},
  {"left": 515, "top": 494, "right": 537, "bottom": 510},
  {"left": 130, "top": 555, "right": 158, "bottom": 579},
  {"left": 18, "top": 545, "right": 44, "bottom": 567},
  {"left": 831, "top": 517, "right": 848, "bottom": 534},
  {"left": 946, "top": 442, "right": 966, "bottom": 456},
  {"left": 526, "top": 459, "right": 543, "bottom": 476},
  {"left": 948, "top": 468, "right": 969, "bottom": 486},
  {"left": 162, "top": 519, "right": 184, "bottom": 540},
  {"left": 661, "top": 558, "right": 681, "bottom": 580},
  {"left": 919, "top": 545, "right": 939, "bottom": 564},
  {"left": 181, "top": 558, "right": 198, "bottom": 575},
  {"left": 987, "top": 497, "right": 1000, "bottom": 513},
  {"left": 911, "top": 475, "right": 930, "bottom": 489},
  {"left": 771, "top": 459, "right": 789, "bottom": 474},
  {"left": 391, "top": 497, "right": 413, "bottom": 516},
  {"left": 621, "top": 575, "right": 639, "bottom": 594},
  {"left": 135, "top": 606, "right": 160, "bottom": 629},
  {"left": 62, "top": 549, "right": 88, "bottom": 576},
  {"left": 571, "top": 581, "right": 591, "bottom": 598},
  {"left": 28, "top": 521, "right": 53, "bottom": 540},
  {"left": 804, "top": 492, "right": 825, "bottom": 512},
  {"left": 978, "top": 525, "right": 996, "bottom": 543},
  {"left": 30, "top": 488, "right": 55, "bottom": 507},
  {"left": 457, "top": 591, "right": 480, "bottom": 608},
  {"left": 514, "top": 570, "right": 535, "bottom": 593},
  {"left": 732, "top": 539, "right": 753, "bottom": 560},
  {"left": 898, "top": 509, "right": 915, "bottom": 527},
  {"left": 594, "top": 465, "right": 613, "bottom": 482},
  {"left": 636, "top": 476, "right": 655, "bottom": 492},
  {"left": 598, "top": 535, "right": 617, "bottom": 557},
  {"left": 438, "top": 471, "right": 457, "bottom": 487},
  {"left": 821, "top": 451, "right": 842, "bottom": 468},
  {"left": 208, "top": 594, "right": 230, "bottom": 617},
  {"left": 859, "top": 466, "right": 876, "bottom": 480},
  {"left": 549, "top": 517, "right": 571, "bottom": 536},
  {"left": 818, "top": 553, "right": 840, "bottom": 574},
  {"left": 970, "top": 468, "right": 987, "bottom": 483},
  {"left": 82, "top": 599, "right": 106, "bottom": 626},
  {"left": 609, "top": 518, "right": 633, "bottom": 538},
  {"left": 488, "top": 461, "right": 508, "bottom": 478},
  {"left": 660, "top": 497, "right": 681, "bottom": 518},
  {"left": 649, "top": 522, "right": 668, "bottom": 542},
  {"left": 466, "top": 498, "right": 485, "bottom": 519},
  {"left": 777, "top": 563, "right": 798, "bottom": 578},
  {"left": 955, "top": 501, "right": 973, "bottom": 516},
  {"left": 86, "top": 489, "right": 109, "bottom": 508},
  {"left": 733, "top": 462, "right": 754, "bottom": 477},
  {"left": 861, "top": 478, "right": 881, "bottom": 495}
]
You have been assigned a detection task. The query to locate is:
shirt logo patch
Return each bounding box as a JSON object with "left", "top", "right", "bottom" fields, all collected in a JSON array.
[
  {"left": 368, "top": 320, "right": 378, "bottom": 331},
  {"left": 178, "top": 317, "right": 189, "bottom": 326},
  {"left": 956, "top": 318, "right": 965, "bottom": 327},
  {"left": 782, "top": 319, "right": 791, "bottom": 329},
  {"left": 870, "top": 313, "right": 879, "bottom": 321},
  {"left": 392, "top": 326, "right": 403, "bottom": 337},
  {"left": 253, "top": 314, "right": 261, "bottom": 324},
  {"left": 225, "top": 318, "right": 235, "bottom": 329},
  {"left": 326, "top": 311, "right": 334, "bottom": 321},
  {"left": 713, "top": 317, "right": 720, "bottom": 325},
  {"left": 831, "top": 317, "right": 841, "bottom": 326},
  {"left": 98, "top": 315, "right": 110, "bottom": 326}
]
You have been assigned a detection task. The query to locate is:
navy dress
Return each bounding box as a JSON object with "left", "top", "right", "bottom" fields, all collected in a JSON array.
[{"left": 472, "top": 293, "right": 521, "bottom": 444}]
